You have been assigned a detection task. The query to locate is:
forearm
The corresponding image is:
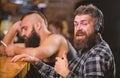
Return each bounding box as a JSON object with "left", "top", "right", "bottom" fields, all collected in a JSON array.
[
  {"left": 3, "top": 26, "right": 18, "bottom": 45},
  {"left": 34, "top": 61, "right": 62, "bottom": 78},
  {"left": 14, "top": 47, "right": 38, "bottom": 57},
  {"left": 14, "top": 46, "right": 55, "bottom": 60}
]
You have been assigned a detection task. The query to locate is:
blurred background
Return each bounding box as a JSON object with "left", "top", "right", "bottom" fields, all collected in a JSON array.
[{"left": 0, "top": 0, "right": 120, "bottom": 78}]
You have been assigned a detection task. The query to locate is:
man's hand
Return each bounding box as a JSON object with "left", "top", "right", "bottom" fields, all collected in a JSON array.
[
  {"left": 5, "top": 44, "right": 17, "bottom": 56},
  {"left": 54, "top": 52, "right": 70, "bottom": 78},
  {"left": 12, "top": 21, "right": 21, "bottom": 32},
  {"left": 11, "top": 54, "right": 39, "bottom": 63}
]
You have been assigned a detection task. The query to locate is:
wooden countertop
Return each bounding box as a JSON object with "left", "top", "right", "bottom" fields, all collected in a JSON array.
[{"left": 0, "top": 56, "right": 27, "bottom": 78}]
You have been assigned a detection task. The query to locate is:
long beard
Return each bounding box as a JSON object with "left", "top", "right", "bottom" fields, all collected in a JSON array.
[
  {"left": 74, "top": 31, "right": 96, "bottom": 50},
  {"left": 25, "top": 30, "right": 40, "bottom": 48}
]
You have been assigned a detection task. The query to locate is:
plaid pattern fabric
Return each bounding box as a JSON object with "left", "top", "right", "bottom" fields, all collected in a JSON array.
[
  {"left": 67, "top": 40, "right": 115, "bottom": 78},
  {"left": 35, "top": 39, "right": 115, "bottom": 78}
]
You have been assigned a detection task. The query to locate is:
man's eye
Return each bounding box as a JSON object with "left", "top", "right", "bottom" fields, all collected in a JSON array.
[
  {"left": 23, "top": 27, "right": 28, "bottom": 31},
  {"left": 82, "top": 22, "right": 88, "bottom": 25},
  {"left": 74, "top": 22, "right": 78, "bottom": 26},
  {"left": 24, "top": 28, "right": 27, "bottom": 30}
]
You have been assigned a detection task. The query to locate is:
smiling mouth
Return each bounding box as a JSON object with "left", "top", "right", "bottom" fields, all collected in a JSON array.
[
  {"left": 76, "top": 33, "right": 85, "bottom": 37},
  {"left": 76, "top": 34, "right": 85, "bottom": 39}
]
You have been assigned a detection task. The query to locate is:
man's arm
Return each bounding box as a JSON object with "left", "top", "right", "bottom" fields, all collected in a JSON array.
[
  {"left": 3, "top": 21, "right": 21, "bottom": 45},
  {"left": 34, "top": 60, "right": 62, "bottom": 78},
  {"left": 6, "top": 35, "right": 68, "bottom": 59},
  {"left": 0, "top": 21, "right": 21, "bottom": 53},
  {"left": 33, "top": 53, "right": 76, "bottom": 78}
]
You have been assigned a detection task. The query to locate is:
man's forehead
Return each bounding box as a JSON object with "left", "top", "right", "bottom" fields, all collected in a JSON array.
[{"left": 74, "top": 15, "right": 94, "bottom": 22}]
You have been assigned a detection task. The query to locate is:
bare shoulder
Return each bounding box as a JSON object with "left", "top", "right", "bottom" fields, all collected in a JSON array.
[
  {"left": 48, "top": 34, "right": 66, "bottom": 40},
  {"left": 48, "top": 34, "right": 68, "bottom": 47},
  {"left": 42, "top": 34, "right": 68, "bottom": 46}
]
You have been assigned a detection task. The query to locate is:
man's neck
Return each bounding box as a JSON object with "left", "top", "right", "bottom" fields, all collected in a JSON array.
[{"left": 40, "top": 31, "right": 52, "bottom": 45}]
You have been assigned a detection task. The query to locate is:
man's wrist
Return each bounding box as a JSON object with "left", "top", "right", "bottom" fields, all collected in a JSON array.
[
  {"left": 12, "top": 25, "right": 19, "bottom": 32},
  {"left": 29, "top": 56, "right": 39, "bottom": 65}
]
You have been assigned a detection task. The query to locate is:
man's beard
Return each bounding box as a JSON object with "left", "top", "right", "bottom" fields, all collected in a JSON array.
[
  {"left": 74, "top": 30, "right": 96, "bottom": 50},
  {"left": 25, "top": 29, "right": 40, "bottom": 48}
]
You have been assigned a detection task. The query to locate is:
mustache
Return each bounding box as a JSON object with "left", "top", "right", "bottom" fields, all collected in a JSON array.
[{"left": 76, "top": 30, "right": 85, "bottom": 36}]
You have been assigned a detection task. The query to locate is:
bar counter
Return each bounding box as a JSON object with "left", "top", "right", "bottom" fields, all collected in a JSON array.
[{"left": 0, "top": 56, "right": 27, "bottom": 78}]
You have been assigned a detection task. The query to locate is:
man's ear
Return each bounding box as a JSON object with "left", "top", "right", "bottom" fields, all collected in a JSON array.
[{"left": 34, "top": 22, "right": 41, "bottom": 31}]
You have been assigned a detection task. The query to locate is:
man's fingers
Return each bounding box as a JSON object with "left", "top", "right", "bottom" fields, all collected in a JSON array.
[
  {"left": 55, "top": 51, "right": 67, "bottom": 62},
  {"left": 11, "top": 54, "right": 25, "bottom": 62},
  {"left": 11, "top": 55, "right": 19, "bottom": 62},
  {"left": 55, "top": 57, "right": 60, "bottom": 61}
]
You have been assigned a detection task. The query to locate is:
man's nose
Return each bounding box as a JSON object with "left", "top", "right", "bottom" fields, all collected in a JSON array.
[{"left": 78, "top": 24, "right": 83, "bottom": 30}]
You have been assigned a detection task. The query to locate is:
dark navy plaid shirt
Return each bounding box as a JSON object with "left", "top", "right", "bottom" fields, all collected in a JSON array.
[{"left": 35, "top": 38, "right": 116, "bottom": 78}]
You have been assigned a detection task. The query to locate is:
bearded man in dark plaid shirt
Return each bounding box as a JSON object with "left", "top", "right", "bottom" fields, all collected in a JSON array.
[{"left": 33, "top": 4, "right": 116, "bottom": 78}]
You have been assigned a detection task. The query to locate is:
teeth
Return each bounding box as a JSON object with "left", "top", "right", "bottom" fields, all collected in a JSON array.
[{"left": 78, "top": 34, "right": 83, "bottom": 36}]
